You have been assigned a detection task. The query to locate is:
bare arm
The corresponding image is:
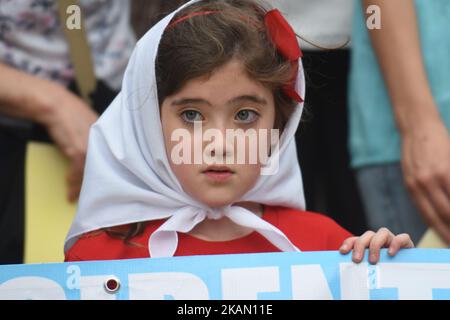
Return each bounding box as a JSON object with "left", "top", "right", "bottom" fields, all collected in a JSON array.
[
  {"left": 363, "top": 0, "right": 450, "bottom": 244},
  {"left": 0, "top": 62, "right": 53, "bottom": 122},
  {"left": 0, "top": 62, "right": 98, "bottom": 202}
]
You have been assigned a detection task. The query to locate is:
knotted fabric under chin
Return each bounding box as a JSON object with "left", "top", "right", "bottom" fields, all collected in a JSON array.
[{"left": 148, "top": 205, "right": 300, "bottom": 258}]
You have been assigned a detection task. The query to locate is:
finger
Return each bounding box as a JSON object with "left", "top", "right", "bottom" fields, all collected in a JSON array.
[
  {"left": 66, "top": 164, "right": 83, "bottom": 202},
  {"left": 369, "top": 228, "right": 394, "bottom": 264},
  {"left": 70, "top": 151, "right": 86, "bottom": 176},
  {"left": 440, "top": 169, "right": 450, "bottom": 199},
  {"left": 66, "top": 168, "right": 83, "bottom": 185},
  {"left": 352, "top": 231, "right": 375, "bottom": 263},
  {"left": 428, "top": 216, "right": 450, "bottom": 246},
  {"left": 339, "top": 237, "right": 358, "bottom": 254},
  {"left": 421, "top": 179, "right": 450, "bottom": 225},
  {"left": 68, "top": 184, "right": 81, "bottom": 203},
  {"left": 388, "top": 233, "right": 415, "bottom": 257},
  {"left": 409, "top": 184, "right": 450, "bottom": 245},
  {"left": 68, "top": 172, "right": 82, "bottom": 201}
]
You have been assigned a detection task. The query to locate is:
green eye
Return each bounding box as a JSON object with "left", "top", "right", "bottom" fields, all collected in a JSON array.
[
  {"left": 236, "top": 110, "right": 259, "bottom": 123},
  {"left": 181, "top": 110, "right": 203, "bottom": 123}
]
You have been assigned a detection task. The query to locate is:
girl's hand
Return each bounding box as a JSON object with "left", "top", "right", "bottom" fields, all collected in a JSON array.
[{"left": 339, "top": 228, "right": 415, "bottom": 264}]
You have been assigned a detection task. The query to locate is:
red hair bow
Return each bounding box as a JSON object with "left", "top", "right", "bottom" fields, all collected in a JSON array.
[{"left": 264, "top": 9, "right": 303, "bottom": 103}]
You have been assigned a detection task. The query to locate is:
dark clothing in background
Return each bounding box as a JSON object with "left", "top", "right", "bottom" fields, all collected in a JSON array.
[
  {"left": 0, "top": 135, "right": 25, "bottom": 264},
  {"left": 295, "top": 50, "right": 368, "bottom": 235}
]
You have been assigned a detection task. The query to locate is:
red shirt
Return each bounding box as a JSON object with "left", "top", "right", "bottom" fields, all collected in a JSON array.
[{"left": 65, "top": 206, "right": 353, "bottom": 262}]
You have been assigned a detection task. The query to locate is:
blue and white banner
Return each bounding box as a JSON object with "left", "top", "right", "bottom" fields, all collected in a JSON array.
[{"left": 1, "top": 249, "right": 450, "bottom": 300}]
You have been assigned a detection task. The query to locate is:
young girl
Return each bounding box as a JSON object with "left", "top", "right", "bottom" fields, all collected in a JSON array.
[{"left": 64, "top": 0, "right": 414, "bottom": 265}]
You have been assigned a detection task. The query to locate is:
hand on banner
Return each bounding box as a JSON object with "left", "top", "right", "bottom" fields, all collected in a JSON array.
[{"left": 339, "top": 228, "right": 414, "bottom": 265}]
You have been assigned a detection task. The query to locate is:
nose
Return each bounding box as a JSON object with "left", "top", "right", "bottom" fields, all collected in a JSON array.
[{"left": 203, "top": 122, "right": 234, "bottom": 163}]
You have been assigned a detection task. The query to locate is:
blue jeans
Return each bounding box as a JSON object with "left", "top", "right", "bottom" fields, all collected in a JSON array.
[{"left": 355, "top": 163, "right": 427, "bottom": 243}]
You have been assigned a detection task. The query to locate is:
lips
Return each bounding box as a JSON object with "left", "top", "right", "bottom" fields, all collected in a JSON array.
[
  {"left": 203, "top": 165, "right": 234, "bottom": 173},
  {"left": 202, "top": 165, "right": 234, "bottom": 182}
]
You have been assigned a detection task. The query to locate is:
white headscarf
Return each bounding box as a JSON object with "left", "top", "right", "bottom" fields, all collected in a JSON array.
[{"left": 65, "top": 0, "right": 306, "bottom": 258}]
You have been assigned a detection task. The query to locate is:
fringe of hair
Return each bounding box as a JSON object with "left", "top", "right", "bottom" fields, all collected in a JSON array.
[{"left": 104, "top": 223, "right": 148, "bottom": 247}]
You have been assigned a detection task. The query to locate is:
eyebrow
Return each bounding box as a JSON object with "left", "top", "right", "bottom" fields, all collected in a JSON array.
[{"left": 171, "top": 95, "right": 268, "bottom": 107}]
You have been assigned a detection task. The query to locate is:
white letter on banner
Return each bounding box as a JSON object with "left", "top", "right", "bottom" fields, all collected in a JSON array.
[
  {"left": 291, "top": 265, "right": 333, "bottom": 300},
  {"left": 66, "top": 265, "right": 81, "bottom": 290},
  {"left": 80, "top": 275, "right": 117, "bottom": 300},
  {"left": 0, "top": 277, "right": 66, "bottom": 300},
  {"left": 128, "top": 273, "right": 209, "bottom": 300},
  {"left": 377, "top": 263, "right": 450, "bottom": 300},
  {"left": 340, "top": 263, "right": 370, "bottom": 299},
  {"left": 221, "top": 267, "right": 279, "bottom": 300}
]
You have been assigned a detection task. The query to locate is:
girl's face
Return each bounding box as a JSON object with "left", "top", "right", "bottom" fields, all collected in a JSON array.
[{"left": 160, "top": 60, "right": 276, "bottom": 208}]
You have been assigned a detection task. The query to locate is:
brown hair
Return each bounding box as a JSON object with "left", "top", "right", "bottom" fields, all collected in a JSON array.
[
  {"left": 156, "top": 0, "right": 298, "bottom": 131},
  {"left": 107, "top": 0, "right": 300, "bottom": 244},
  {"left": 104, "top": 224, "right": 147, "bottom": 247}
]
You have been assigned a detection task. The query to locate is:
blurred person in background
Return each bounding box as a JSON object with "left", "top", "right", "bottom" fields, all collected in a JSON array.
[
  {"left": 349, "top": 0, "right": 450, "bottom": 244},
  {"left": 273, "top": 0, "right": 368, "bottom": 236},
  {"left": 0, "top": 0, "right": 135, "bottom": 264}
]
